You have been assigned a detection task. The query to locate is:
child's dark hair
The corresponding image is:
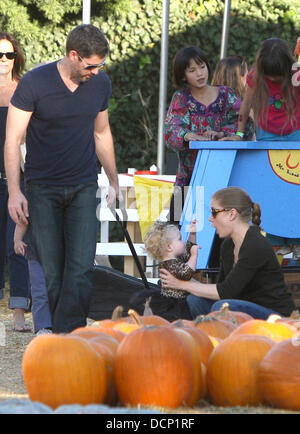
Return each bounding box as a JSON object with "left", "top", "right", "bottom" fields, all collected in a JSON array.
[
  {"left": 252, "top": 38, "right": 297, "bottom": 131},
  {"left": 211, "top": 55, "right": 248, "bottom": 98},
  {"left": 173, "top": 46, "right": 211, "bottom": 89}
]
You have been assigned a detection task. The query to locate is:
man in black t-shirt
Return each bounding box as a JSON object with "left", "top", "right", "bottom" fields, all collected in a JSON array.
[{"left": 4, "top": 24, "right": 120, "bottom": 333}]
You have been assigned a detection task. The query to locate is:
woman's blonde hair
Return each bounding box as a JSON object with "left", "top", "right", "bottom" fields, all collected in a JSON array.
[
  {"left": 144, "top": 221, "right": 180, "bottom": 260},
  {"left": 213, "top": 187, "right": 262, "bottom": 229},
  {"left": 211, "top": 55, "right": 248, "bottom": 99}
]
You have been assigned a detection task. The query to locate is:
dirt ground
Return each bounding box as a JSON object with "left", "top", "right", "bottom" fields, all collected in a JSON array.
[{"left": 0, "top": 288, "right": 299, "bottom": 414}]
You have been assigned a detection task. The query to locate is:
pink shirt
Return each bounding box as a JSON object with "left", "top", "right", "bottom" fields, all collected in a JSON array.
[{"left": 247, "top": 68, "right": 300, "bottom": 135}]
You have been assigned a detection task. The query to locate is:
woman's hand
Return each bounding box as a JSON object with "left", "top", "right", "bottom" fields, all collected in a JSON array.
[
  {"left": 203, "top": 131, "right": 225, "bottom": 140},
  {"left": 219, "top": 135, "right": 243, "bottom": 141},
  {"left": 160, "top": 268, "right": 187, "bottom": 290}
]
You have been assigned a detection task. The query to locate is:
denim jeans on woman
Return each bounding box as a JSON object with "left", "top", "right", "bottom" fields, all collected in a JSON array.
[
  {"left": 186, "top": 294, "right": 282, "bottom": 320},
  {"left": 25, "top": 182, "right": 99, "bottom": 333},
  {"left": 0, "top": 177, "right": 30, "bottom": 308}
]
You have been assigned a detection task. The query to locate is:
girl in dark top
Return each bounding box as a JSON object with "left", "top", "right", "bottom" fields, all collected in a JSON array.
[
  {"left": 160, "top": 187, "right": 296, "bottom": 319},
  {"left": 0, "top": 32, "right": 31, "bottom": 331}
]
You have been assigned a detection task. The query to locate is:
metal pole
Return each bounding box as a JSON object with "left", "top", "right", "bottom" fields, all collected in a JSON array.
[
  {"left": 82, "top": 0, "right": 91, "bottom": 24},
  {"left": 157, "top": 0, "right": 170, "bottom": 175},
  {"left": 220, "top": 0, "right": 231, "bottom": 59}
]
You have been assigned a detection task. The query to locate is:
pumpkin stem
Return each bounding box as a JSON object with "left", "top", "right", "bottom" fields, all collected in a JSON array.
[
  {"left": 194, "top": 315, "right": 218, "bottom": 324},
  {"left": 267, "top": 314, "right": 282, "bottom": 323},
  {"left": 111, "top": 305, "right": 124, "bottom": 321},
  {"left": 128, "top": 309, "right": 144, "bottom": 326},
  {"left": 220, "top": 302, "right": 229, "bottom": 313},
  {"left": 143, "top": 297, "right": 153, "bottom": 316},
  {"left": 290, "top": 310, "right": 300, "bottom": 319}
]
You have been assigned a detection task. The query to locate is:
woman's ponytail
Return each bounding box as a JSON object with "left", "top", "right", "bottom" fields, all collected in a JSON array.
[{"left": 252, "top": 202, "right": 262, "bottom": 230}]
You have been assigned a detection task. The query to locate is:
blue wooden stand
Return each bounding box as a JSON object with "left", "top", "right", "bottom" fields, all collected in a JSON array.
[{"left": 180, "top": 141, "right": 300, "bottom": 269}]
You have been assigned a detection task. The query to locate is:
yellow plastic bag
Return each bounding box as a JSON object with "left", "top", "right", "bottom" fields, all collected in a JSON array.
[{"left": 134, "top": 176, "right": 174, "bottom": 239}]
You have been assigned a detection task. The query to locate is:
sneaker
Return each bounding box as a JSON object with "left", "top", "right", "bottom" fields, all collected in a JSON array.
[
  {"left": 36, "top": 328, "right": 53, "bottom": 336},
  {"left": 276, "top": 245, "right": 293, "bottom": 256}
]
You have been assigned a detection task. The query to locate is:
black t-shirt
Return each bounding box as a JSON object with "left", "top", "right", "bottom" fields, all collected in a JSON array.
[
  {"left": 11, "top": 61, "right": 111, "bottom": 185},
  {"left": 216, "top": 226, "right": 296, "bottom": 316}
]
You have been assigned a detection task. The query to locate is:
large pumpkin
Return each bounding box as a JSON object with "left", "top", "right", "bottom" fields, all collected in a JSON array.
[
  {"left": 92, "top": 306, "right": 131, "bottom": 328},
  {"left": 87, "top": 336, "right": 118, "bottom": 405},
  {"left": 230, "top": 319, "right": 295, "bottom": 343},
  {"left": 207, "top": 302, "right": 253, "bottom": 325},
  {"left": 258, "top": 339, "right": 300, "bottom": 410},
  {"left": 194, "top": 315, "right": 236, "bottom": 339},
  {"left": 170, "top": 321, "right": 214, "bottom": 366},
  {"left": 172, "top": 327, "right": 205, "bottom": 405},
  {"left": 206, "top": 334, "right": 274, "bottom": 407},
  {"left": 72, "top": 326, "right": 126, "bottom": 343},
  {"left": 114, "top": 325, "right": 195, "bottom": 408},
  {"left": 22, "top": 334, "right": 107, "bottom": 409}
]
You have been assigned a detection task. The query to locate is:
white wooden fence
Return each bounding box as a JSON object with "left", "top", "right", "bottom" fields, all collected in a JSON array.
[{"left": 96, "top": 169, "right": 175, "bottom": 281}]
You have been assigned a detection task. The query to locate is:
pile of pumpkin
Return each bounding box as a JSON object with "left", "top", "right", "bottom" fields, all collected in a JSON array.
[{"left": 22, "top": 302, "right": 300, "bottom": 411}]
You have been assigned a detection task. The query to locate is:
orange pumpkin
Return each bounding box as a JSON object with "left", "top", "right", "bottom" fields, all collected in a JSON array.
[
  {"left": 258, "top": 339, "right": 300, "bottom": 411},
  {"left": 169, "top": 321, "right": 214, "bottom": 366},
  {"left": 208, "top": 335, "right": 223, "bottom": 348},
  {"left": 207, "top": 302, "right": 253, "bottom": 325},
  {"left": 92, "top": 306, "right": 131, "bottom": 328},
  {"left": 173, "top": 328, "right": 205, "bottom": 405},
  {"left": 114, "top": 326, "right": 195, "bottom": 408},
  {"left": 267, "top": 311, "right": 300, "bottom": 331},
  {"left": 207, "top": 334, "right": 274, "bottom": 406},
  {"left": 73, "top": 326, "right": 126, "bottom": 343},
  {"left": 22, "top": 334, "right": 107, "bottom": 409},
  {"left": 230, "top": 319, "right": 296, "bottom": 343},
  {"left": 87, "top": 336, "right": 118, "bottom": 405},
  {"left": 194, "top": 315, "right": 236, "bottom": 339}
]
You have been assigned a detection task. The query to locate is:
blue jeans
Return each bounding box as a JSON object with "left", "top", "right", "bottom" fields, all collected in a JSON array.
[
  {"left": 186, "top": 295, "right": 282, "bottom": 320},
  {"left": 0, "top": 178, "right": 30, "bottom": 308},
  {"left": 25, "top": 183, "right": 99, "bottom": 333},
  {"left": 28, "top": 259, "right": 52, "bottom": 333}
]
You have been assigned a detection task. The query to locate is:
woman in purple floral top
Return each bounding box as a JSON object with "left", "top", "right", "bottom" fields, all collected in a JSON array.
[{"left": 165, "top": 46, "right": 253, "bottom": 220}]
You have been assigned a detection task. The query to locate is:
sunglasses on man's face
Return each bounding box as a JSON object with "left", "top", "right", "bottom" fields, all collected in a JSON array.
[
  {"left": 78, "top": 54, "right": 106, "bottom": 70},
  {"left": 0, "top": 52, "right": 17, "bottom": 60}
]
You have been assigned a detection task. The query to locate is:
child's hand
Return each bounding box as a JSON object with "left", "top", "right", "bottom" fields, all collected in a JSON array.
[
  {"left": 190, "top": 245, "right": 200, "bottom": 256},
  {"left": 14, "top": 240, "right": 27, "bottom": 256},
  {"left": 189, "top": 219, "right": 198, "bottom": 233}
]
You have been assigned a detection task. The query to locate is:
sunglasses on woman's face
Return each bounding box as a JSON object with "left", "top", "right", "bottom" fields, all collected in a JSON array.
[
  {"left": 0, "top": 52, "right": 17, "bottom": 60},
  {"left": 210, "top": 207, "right": 230, "bottom": 218}
]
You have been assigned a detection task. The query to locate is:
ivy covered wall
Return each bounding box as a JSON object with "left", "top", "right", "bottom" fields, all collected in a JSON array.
[{"left": 1, "top": 0, "right": 299, "bottom": 172}]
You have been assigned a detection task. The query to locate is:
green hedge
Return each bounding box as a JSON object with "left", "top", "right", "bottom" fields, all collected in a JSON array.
[{"left": 1, "top": 0, "right": 299, "bottom": 173}]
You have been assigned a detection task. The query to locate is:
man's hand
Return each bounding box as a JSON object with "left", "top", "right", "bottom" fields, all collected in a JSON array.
[
  {"left": 106, "top": 184, "right": 123, "bottom": 208},
  {"left": 8, "top": 191, "right": 29, "bottom": 224}
]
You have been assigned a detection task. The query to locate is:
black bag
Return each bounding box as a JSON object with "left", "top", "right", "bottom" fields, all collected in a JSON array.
[
  {"left": 88, "top": 265, "right": 192, "bottom": 322},
  {"left": 88, "top": 265, "right": 161, "bottom": 321}
]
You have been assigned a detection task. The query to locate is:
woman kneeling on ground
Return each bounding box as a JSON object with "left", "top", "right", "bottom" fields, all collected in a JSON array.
[{"left": 160, "top": 186, "right": 296, "bottom": 319}]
